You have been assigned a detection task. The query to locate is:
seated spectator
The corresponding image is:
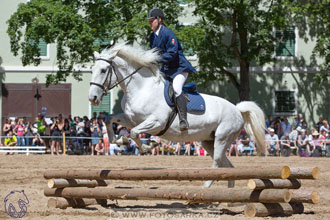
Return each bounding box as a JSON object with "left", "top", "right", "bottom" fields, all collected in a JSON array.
[
  {"left": 265, "top": 128, "right": 279, "bottom": 156},
  {"left": 174, "top": 142, "right": 184, "bottom": 156},
  {"left": 184, "top": 142, "right": 193, "bottom": 156},
  {"left": 95, "top": 139, "right": 105, "bottom": 155},
  {"left": 326, "top": 130, "right": 330, "bottom": 157},
  {"left": 149, "top": 136, "right": 160, "bottom": 156},
  {"left": 160, "top": 138, "right": 172, "bottom": 155},
  {"left": 289, "top": 126, "right": 300, "bottom": 155},
  {"left": 109, "top": 143, "right": 122, "bottom": 155},
  {"left": 193, "top": 141, "right": 207, "bottom": 156},
  {"left": 228, "top": 141, "right": 238, "bottom": 157},
  {"left": 320, "top": 120, "right": 329, "bottom": 133},
  {"left": 280, "top": 134, "right": 291, "bottom": 157},
  {"left": 310, "top": 131, "right": 324, "bottom": 157},
  {"left": 32, "top": 133, "right": 45, "bottom": 146},
  {"left": 68, "top": 126, "right": 84, "bottom": 155},
  {"left": 237, "top": 129, "right": 250, "bottom": 154},
  {"left": 297, "top": 130, "right": 310, "bottom": 157},
  {"left": 5, "top": 131, "right": 17, "bottom": 155}
]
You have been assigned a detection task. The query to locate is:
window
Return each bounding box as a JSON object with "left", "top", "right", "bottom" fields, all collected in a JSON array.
[
  {"left": 177, "top": 0, "right": 189, "bottom": 6},
  {"left": 275, "top": 26, "right": 296, "bottom": 57},
  {"left": 91, "top": 92, "right": 111, "bottom": 116},
  {"left": 273, "top": 90, "right": 297, "bottom": 115},
  {"left": 38, "top": 39, "right": 49, "bottom": 58}
]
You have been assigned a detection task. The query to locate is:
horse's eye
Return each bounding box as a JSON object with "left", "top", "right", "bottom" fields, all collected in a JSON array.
[{"left": 101, "top": 69, "right": 106, "bottom": 73}]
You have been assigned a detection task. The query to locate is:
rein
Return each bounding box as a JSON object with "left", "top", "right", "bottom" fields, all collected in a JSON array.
[{"left": 90, "top": 58, "right": 143, "bottom": 95}]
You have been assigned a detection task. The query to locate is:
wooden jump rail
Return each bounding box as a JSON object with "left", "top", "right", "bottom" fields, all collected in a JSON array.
[
  {"left": 43, "top": 166, "right": 320, "bottom": 216},
  {"left": 44, "top": 166, "right": 292, "bottom": 181}
]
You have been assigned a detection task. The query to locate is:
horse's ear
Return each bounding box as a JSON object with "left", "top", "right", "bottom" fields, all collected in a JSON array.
[{"left": 94, "top": 51, "right": 100, "bottom": 59}]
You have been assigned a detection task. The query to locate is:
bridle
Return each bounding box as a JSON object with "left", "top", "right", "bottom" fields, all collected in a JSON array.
[{"left": 90, "top": 58, "right": 143, "bottom": 96}]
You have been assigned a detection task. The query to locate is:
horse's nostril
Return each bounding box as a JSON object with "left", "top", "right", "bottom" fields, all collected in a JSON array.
[{"left": 93, "top": 96, "right": 97, "bottom": 101}]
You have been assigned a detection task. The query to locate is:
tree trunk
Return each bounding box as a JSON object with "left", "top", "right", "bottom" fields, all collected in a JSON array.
[{"left": 239, "top": 61, "right": 250, "bottom": 101}]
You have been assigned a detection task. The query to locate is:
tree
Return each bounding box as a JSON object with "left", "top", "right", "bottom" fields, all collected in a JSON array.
[
  {"left": 7, "top": 0, "right": 182, "bottom": 85},
  {"left": 188, "top": 0, "right": 329, "bottom": 101}
]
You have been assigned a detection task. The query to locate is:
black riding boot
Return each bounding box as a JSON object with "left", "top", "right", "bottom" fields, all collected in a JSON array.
[{"left": 175, "top": 93, "right": 189, "bottom": 131}]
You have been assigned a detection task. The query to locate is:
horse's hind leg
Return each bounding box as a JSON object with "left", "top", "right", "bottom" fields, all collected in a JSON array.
[{"left": 202, "top": 141, "right": 215, "bottom": 188}]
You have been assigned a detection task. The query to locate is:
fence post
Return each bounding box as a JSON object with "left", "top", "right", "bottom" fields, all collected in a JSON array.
[{"left": 62, "top": 133, "right": 66, "bottom": 155}]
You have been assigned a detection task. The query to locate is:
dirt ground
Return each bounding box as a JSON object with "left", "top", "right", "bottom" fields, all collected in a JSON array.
[{"left": 0, "top": 154, "right": 329, "bottom": 220}]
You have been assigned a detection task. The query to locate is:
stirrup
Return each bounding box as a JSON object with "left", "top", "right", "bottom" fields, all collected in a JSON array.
[{"left": 179, "top": 119, "right": 189, "bottom": 131}]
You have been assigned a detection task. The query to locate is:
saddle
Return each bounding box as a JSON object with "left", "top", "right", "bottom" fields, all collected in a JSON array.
[
  {"left": 156, "top": 80, "right": 205, "bottom": 136},
  {"left": 164, "top": 80, "right": 206, "bottom": 113}
]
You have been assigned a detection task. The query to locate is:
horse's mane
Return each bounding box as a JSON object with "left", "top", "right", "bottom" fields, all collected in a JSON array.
[{"left": 103, "top": 43, "right": 163, "bottom": 81}]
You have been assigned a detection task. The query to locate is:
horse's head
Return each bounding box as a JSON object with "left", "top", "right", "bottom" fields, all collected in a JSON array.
[{"left": 89, "top": 50, "right": 119, "bottom": 106}]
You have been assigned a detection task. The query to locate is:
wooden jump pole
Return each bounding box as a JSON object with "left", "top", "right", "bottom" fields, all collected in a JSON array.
[
  {"left": 291, "top": 189, "right": 319, "bottom": 204},
  {"left": 244, "top": 202, "right": 304, "bottom": 217},
  {"left": 48, "top": 179, "right": 107, "bottom": 189},
  {"left": 247, "top": 179, "right": 301, "bottom": 190},
  {"left": 44, "top": 166, "right": 290, "bottom": 181},
  {"left": 289, "top": 167, "right": 320, "bottom": 179},
  {"left": 44, "top": 187, "right": 292, "bottom": 203},
  {"left": 47, "top": 198, "right": 107, "bottom": 209}
]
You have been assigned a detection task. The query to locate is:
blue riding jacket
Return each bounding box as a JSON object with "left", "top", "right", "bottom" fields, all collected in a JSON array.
[{"left": 149, "top": 25, "right": 197, "bottom": 79}]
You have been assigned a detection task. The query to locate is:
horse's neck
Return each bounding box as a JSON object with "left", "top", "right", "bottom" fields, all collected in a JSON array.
[{"left": 115, "top": 59, "right": 163, "bottom": 102}]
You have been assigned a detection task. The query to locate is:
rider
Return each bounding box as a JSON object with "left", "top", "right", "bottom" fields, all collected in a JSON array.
[{"left": 147, "top": 8, "right": 197, "bottom": 131}]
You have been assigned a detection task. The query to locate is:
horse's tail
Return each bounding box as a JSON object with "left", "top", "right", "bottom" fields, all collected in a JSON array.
[{"left": 236, "top": 101, "right": 266, "bottom": 156}]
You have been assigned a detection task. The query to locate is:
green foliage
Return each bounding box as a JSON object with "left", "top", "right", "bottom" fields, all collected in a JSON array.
[{"left": 7, "top": 0, "right": 182, "bottom": 85}]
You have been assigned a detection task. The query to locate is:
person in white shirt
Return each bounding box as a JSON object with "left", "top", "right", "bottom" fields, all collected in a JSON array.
[{"left": 265, "top": 128, "right": 279, "bottom": 156}]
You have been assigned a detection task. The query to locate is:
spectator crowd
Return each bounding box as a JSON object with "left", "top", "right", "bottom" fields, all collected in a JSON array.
[{"left": 1, "top": 112, "right": 330, "bottom": 157}]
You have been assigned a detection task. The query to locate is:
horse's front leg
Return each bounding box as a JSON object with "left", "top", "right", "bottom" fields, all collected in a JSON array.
[
  {"left": 130, "top": 115, "right": 162, "bottom": 154},
  {"left": 106, "top": 113, "right": 133, "bottom": 143}
]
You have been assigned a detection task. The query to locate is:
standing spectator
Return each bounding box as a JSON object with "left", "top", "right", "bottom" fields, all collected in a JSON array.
[
  {"left": 289, "top": 126, "right": 300, "bottom": 155},
  {"left": 95, "top": 139, "right": 105, "bottom": 155},
  {"left": 50, "top": 117, "right": 63, "bottom": 156},
  {"left": 76, "top": 117, "right": 85, "bottom": 148},
  {"left": 294, "top": 114, "right": 303, "bottom": 128},
  {"left": 273, "top": 117, "right": 283, "bottom": 139},
  {"left": 90, "top": 119, "right": 100, "bottom": 156},
  {"left": 265, "top": 128, "right": 279, "bottom": 156},
  {"left": 3, "top": 118, "right": 12, "bottom": 136},
  {"left": 83, "top": 116, "right": 91, "bottom": 154},
  {"left": 35, "top": 114, "right": 47, "bottom": 137},
  {"left": 315, "top": 117, "right": 323, "bottom": 132},
  {"left": 297, "top": 130, "right": 310, "bottom": 157},
  {"left": 265, "top": 115, "right": 272, "bottom": 128},
  {"left": 24, "top": 121, "right": 34, "bottom": 146},
  {"left": 281, "top": 117, "right": 291, "bottom": 137},
  {"left": 13, "top": 119, "right": 26, "bottom": 147},
  {"left": 101, "top": 121, "right": 109, "bottom": 155},
  {"left": 4, "top": 130, "right": 17, "bottom": 154}
]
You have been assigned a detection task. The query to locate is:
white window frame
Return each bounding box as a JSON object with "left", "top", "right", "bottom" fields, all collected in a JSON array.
[
  {"left": 39, "top": 44, "right": 50, "bottom": 60},
  {"left": 272, "top": 89, "right": 298, "bottom": 116},
  {"left": 273, "top": 26, "right": 298, "bottom": 60}
]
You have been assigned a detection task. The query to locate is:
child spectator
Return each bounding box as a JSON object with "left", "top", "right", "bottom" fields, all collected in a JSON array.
[{"left": 95, "top": 139, "right": 105, "bottom": 155}]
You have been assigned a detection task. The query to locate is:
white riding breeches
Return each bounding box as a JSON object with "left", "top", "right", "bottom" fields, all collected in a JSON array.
[{"left": 173, "top": 72, "right": 188, "bottom": 97}]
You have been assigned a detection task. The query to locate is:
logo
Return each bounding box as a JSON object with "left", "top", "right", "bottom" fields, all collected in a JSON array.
[
  {"left": 200, "top": 104, "right": 204, "bottom": 110},
  {"left": 4, "top": 190, "right": 29, "bottom": 218},
  {"left": 171, "top": 38, "right": 175, "bottom": 44}
]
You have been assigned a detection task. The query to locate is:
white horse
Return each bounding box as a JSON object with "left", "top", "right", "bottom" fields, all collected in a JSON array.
[{"left": 89, "top": 43, "right": 266, "bottom": 188}]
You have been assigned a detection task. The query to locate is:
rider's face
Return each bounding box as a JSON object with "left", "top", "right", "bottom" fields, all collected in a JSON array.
[{"left": 148, "top": 18, "right": 160, "bottom": 31}]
